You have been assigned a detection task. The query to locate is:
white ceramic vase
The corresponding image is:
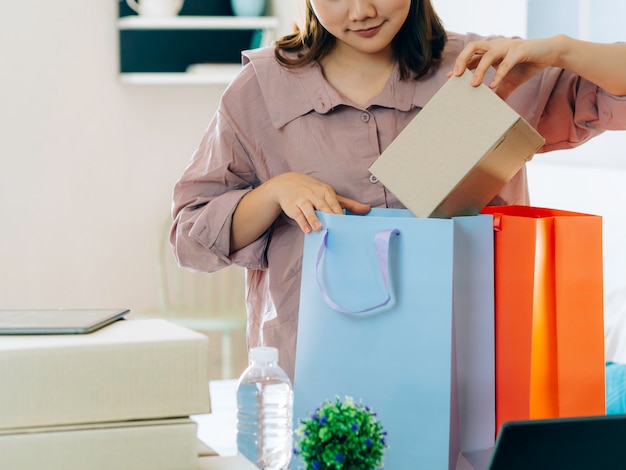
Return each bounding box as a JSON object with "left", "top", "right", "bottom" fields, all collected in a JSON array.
[
  {"left": 125, "top": 0, "right": 184, "bottom": 17},
  {"left": 231, "top": 0, "right": 266, "bottom": 16}
]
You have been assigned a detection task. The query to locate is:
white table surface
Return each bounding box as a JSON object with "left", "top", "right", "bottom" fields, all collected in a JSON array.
[
  {"left": 192, "top": 380, "right": 239, "bottom": 457},
  {"left": 198, "top": 455, "right": 257, "bottom": 470}
]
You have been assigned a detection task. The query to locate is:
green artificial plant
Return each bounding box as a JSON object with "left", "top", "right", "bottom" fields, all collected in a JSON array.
[{"left": 294, "top": 396, "right": 388, "bottom": 470}]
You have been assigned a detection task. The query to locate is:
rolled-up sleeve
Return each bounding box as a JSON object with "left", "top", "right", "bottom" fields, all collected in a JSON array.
[
  {"left": 508, "top": 66, "right": 626, "bottom": 153},
  {"left": 539, "top": 72, "right": 626, "bottom": 152},
  {"left": 171, "top": 108, "right": 270, "bottom": 273}
]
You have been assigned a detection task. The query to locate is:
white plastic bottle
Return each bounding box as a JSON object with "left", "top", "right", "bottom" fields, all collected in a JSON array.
[{"left": 236, "top": 346, "right": 294, "bottom": 469}]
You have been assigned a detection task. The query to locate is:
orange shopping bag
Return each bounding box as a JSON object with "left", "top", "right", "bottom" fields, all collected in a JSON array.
[{"left": 481, "top": 206, "right": 605, "bottom": 434}]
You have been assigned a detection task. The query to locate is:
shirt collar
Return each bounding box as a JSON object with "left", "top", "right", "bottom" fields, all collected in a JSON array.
[
  {"left": 370, "top": 65, "right": 450, "bottom": 111},
  {"left": 243, "top": 46, "right": 453, "bottom": 129}
]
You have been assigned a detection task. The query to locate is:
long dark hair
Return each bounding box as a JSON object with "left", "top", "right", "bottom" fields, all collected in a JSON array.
[{"left": 274, "top": 0, "right": 447, "bottom": 80}]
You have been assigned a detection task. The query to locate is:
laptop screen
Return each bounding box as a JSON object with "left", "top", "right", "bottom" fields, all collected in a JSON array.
[{"left": 488, "top": 415, "right": 626, "bottom": 470}]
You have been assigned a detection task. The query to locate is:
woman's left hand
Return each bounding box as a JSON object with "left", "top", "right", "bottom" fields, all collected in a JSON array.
[{"left": 449, "top": 37, "right": 559, "bottom": 99}]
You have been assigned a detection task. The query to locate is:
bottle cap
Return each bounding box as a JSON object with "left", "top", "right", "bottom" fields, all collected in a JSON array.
[{"left": 249, "top": 346, "right": 278, "bottom": 364}]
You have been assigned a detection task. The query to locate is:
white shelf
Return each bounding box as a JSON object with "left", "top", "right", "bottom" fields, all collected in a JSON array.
[
  {"left": 119, "top": 64, "right": 243, "bottom": 85},
  {"left": 118, "top": 15, "right": 279, "bottom": 31}
]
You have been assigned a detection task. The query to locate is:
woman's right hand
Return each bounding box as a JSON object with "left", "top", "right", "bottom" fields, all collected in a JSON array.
[
  {"left": 231, "top": 172, "right": 370, "bottom": 252},
  {"left": 268, "top": 172, "right": 370, "bottom": 234}
]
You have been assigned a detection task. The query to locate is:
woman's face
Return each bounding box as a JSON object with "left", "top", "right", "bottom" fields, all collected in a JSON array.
[{"left": 310, "top": 0, "right": 411, "bottom": 57}]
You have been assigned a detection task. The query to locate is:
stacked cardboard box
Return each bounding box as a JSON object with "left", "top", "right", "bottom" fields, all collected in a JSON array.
[{"left": 0, "top": 318, "right": 212, "bottom": 470}]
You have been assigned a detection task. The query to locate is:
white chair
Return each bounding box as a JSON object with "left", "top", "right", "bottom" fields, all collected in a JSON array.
[{"left": 155, "top": 217, "right": 247, "bottom": 379}]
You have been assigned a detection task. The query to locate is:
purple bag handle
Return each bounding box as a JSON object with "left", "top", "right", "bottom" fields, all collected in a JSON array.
[{"left": 315, "top": 228, "right": 400, "bottom": 314}]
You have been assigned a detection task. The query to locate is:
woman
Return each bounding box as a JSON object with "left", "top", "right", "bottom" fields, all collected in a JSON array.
[{"left": 171, "top": 0, "right": 626, "bottom": 381}]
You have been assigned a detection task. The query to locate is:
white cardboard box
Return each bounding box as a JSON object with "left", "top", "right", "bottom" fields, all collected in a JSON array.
[
  {"left": 0, "top": 418, "right": 199, "bottom": 470},
  {"left": 0, "top": 319, "right": 211, "bottom": 430},
  {"left": 369, "top": 70, "right": 545, "bottom": 218}
]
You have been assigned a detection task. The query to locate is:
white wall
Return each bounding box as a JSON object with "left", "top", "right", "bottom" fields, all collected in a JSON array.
[
  {"left": 0, "top": 0, "right": 297, "bottom": 311},
  {"left": 432, "top": 0, "right": 527, "bottom": 37}
]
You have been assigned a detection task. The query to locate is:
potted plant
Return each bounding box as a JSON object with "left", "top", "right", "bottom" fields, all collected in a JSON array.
[{"left": 294, "top": 396, "right": 388, "bottom": 470}]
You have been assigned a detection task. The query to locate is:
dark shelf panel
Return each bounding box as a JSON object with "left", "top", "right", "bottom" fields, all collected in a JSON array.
[{"left": 119, "top": 29, "right": 259, "bottom": 73}]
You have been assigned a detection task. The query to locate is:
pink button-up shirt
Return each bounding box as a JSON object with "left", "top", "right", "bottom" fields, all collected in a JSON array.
[{"left": 171, "top": 32, "right": 626, "bottom": 381}]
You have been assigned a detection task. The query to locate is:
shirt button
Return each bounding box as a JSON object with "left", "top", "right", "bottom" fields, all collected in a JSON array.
[
  {"left": 361, "top": 113, "right": 370, "bottom": 122},
  {"left": 369, "top": 174, "right": 379, "bottom": 184}
]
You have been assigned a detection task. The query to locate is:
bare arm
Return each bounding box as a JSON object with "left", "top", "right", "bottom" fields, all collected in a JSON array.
[{"left": 552, "top": 35, "right": 626, "bottom": 96}]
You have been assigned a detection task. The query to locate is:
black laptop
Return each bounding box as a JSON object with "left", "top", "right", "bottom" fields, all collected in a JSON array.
[{"left": 488, "top": 414, "right": 626, "bottom": 470}]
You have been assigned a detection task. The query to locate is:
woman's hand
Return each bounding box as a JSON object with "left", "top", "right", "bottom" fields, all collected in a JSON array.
[
  {"left": 449, "top": 36, "right": 560, "bottom": 99},
  {"left": 450, "top": 35, "right": 626, "bottom": 98},
  {"left": 231, "top": 172, "right": 370, "bottom": 251},
  {"left": 268, "top": 172, "right": 370, "bottom": 234}
]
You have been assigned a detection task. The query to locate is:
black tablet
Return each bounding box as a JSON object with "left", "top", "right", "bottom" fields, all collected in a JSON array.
[{"left": 0, "top": 308, "right": 130, "bottom": 335}]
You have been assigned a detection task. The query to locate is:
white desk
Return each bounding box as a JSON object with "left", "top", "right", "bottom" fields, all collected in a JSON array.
[
  {"left": 198, "top": 455, "right": 257, "bottom": 470},
  {"left": 193, "top": 380, "right": 257, "bottom": 468},
  {"left": 193, "top": 380, "right": 239, "bottom": 457}
]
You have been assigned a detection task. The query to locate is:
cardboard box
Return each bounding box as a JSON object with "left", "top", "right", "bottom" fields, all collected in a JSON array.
[
  {"left": 0, "top": 319, "right": 211, "bottom": 430},
  {"left": 369, "top": 70, "right": 545, "bottom": 218},
  {"left": 0, "top": 418, "right": 199, "bottom": 470}
]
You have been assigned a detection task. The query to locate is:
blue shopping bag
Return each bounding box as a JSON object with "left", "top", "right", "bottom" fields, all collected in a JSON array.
[{"left": 292, "top": 208, "right": 494, "bottom": 470}]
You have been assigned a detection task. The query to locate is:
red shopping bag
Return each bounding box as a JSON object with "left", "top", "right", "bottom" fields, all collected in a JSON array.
[{"left": 481, "top": 206, "right": 605, "bottom": 435}]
